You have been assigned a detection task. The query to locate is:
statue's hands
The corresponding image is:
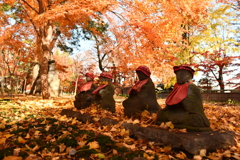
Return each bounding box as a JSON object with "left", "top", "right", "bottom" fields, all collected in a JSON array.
[{"left": 151, "top": 112, "right": 158, "bottom": 122}]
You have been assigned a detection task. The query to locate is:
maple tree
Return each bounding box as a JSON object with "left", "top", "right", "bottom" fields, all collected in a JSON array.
[
  {"left": 190, "top": 4, "right": 240, "bottom": 92},
  {"left": 1, "top": 0, "right": 116, "bottom": 99},
  {"left": 193, "top": 50, "right": 240, "bottom": 92},
  {"left": 1, "top": 0, "right": 239, "bottom": 98},
  {"left": 0, "top": 14, "right": 35, "bottom": 95}
]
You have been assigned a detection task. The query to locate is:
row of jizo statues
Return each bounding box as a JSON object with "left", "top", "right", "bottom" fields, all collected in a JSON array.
[{"left": 74, "top": 65, "right": 211, "bottom": 132}]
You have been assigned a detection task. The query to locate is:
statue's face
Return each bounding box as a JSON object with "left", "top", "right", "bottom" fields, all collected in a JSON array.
[
  {"left": 86, "top": 76, "right": 92, "bottom": 82},
  {"left": 136, "top": 71, "right": 148, "bottom": 81},
  {"left": 99, "top": 76, "right": 111, "bottom": 82},
  {"left": 176, "top": 70, "right": 193, "bottom": 84}
]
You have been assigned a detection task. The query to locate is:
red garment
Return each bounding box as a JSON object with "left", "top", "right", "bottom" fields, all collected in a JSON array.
[
  {"left": 79, "top": 81, "right": 93, "bottom": 92},
  {"left": 99, "top": 72, "right": 113, "bottom": 79},
  {"left": 165, "top": 82, "right": 191, "bottom": 105},
  {"left": 85, "top": 72, "right": 94, "bottom": 80},
  {"left": 129, "top": 78, "right": 149, "bottom": 94},
  {"left": 136, "top": 65, "right": 151, "bottom": 77},
  {"left": 173, "top": 65, "right": 195, "bottom": 77},
  {"left": 92, "top": 84, "right": 108, "bottom": 94}
]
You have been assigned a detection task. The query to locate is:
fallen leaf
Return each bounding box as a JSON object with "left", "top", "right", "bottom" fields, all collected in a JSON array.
[
  {"left": 179, "top": 128, "right": 187, "bottom": 133},
  {"left": 176, "top": 151, "right": 187, "bottom": 159},
  {"left": 66, "top": 147, "right": 71, "bottom": 154},
  {"left": 88, "top": 141, "right": 100, "bottom": 149},
  {"left": 166, "top": 121, "right": 174, "bottom": 129},
  {"left": 222, "top": 150, "right": 231, "bottom": 157},
  {"left": 163, "top": 145, "right": 172, "bottom": 152},
  {"left": 120, "top": 128, "right": 130, "bottom": 136},
  {"left": 34, "top": 130, "right": 41, "bottom": 136},
  {"left": 32, "top": 145, "right": 40, "bottom": 152},
  {"left": 91, "top": 109, "right": 97, "bottom": 113},
  {"left": 25, "top": 133, "right": 30, "bottom": 139},
  {"left": 78, "top": 141, "right": 87, "bottom": 148},
  {"left": 59, "top": 143, "right": 66, "bottom": 153},
  {"left": 193, "top": 155, "right": 202, "bottom": 160},
  {"left": 71, "top": 118, "right": 78, "bottom": 125},
  {"left": 97, "top": 153, "right": 105, "bottom": 159},
  {"left": 123, "top": 143, "right": 136, "bottom": 150},
  {"left": 200, "top": 149, "right": 206, "bottom": 157},
  {"left": 18, "top": 136, "right": 27, "bottom": 144},
  {"left": 158, "top": 154, "right": 170, "bottom": 160},
  {"left": 132, "top": 119, "right": 140, "bottom": 124},
  {"left": 4, "top": 134, "right": 14, "bottom": 138},
  {"left": 0, "top": 138, "right": 6, "bottom": 144},
  {"left": 113, "top": 149, "right": 118, "bottom": 155},
  {"left": 159, "top": 122, "right": 168, "bottom": 129},
  {"left": 3, "top": 156, "right": 22, "bottom": 160},
  {"left": 13, "top": 148, "right": 21, "bottom": 156},
  {"left": 0, "top": 122, "right": 5, "bottom": 129},
  {"left": 45, "top": 125, "right": 51, "bottom": 131}
]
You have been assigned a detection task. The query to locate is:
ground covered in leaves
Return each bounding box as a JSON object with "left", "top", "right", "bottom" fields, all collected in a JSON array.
[{"left": 0, "top": 95, "right": 239, "bottom": 160}]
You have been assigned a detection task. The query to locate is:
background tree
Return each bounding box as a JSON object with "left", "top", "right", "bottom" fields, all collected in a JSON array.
[
  {"left": 191, "top": 4, "right": 240, "bottom": 92},
  {"left": 1, "top": 0, "right": 239, "bottom": 95},
  {"left": 2, "top": 0, "right": 115, "bottom": 99}
]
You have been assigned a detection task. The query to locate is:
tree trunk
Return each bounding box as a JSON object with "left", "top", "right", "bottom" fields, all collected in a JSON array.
[
  {"left": 218, "top": 66, "right": 225, "bottom": 93},
  {"left": 40, "top": 53, "right": 50, "bottom": 99},
  {"left": 29, "top": 64, "right": 41, "bottom": 95},
  {"left": 74, "top": 74, "right": 80, "bottom": 95},
  {"left": 9, "top": 73, "right": 13, "bottom": 96},
  {"left": 39, "top": 21, "right": 53, "bottom": 99},
  {"left": 0, "top": 69, "right": 4, "bottom": 95}
]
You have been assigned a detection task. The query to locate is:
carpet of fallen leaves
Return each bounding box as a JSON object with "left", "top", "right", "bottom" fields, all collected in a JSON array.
[{"left": 0, "top": 95, "right": 239, "bottom": 160}]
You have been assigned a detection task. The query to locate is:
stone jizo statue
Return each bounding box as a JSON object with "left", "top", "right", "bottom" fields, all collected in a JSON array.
[
  {"left": 123, "top": 65, "right": 160, "bottom": 119},
  {"left": 74, "top": 72, "right": 97, "bottom": 110},
  {"left": 92, "top": 72, "right": 116, "bottom": 113},
  {"left": 157, "top": 65, "right": 211, "bottom": 131}
]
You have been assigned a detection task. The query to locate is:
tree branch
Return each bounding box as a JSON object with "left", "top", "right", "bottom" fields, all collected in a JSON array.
[{"left": 21, "top": 0, "right": 39, "bottom": 14}]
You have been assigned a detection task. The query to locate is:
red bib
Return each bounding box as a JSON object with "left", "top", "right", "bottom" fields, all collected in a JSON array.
[
  {"left": 80, "top": 81, "right": 93, "bottom": 92},
  {"left": 92, "top": 84, "right": 108, "bottom": 95},
  {"left": 165, "top": 82, "right": 191, "bottom": 105},
  {"left": 129, "top": 78, "right": 149, "bottom": 94}
]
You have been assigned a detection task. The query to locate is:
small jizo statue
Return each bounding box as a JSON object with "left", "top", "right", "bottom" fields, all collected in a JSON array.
[
  {"left": 123, "top": 65, "right": 160, "bottom": 119},
  {"left": 157, "top": 65, "right": 211, "bottom": 131},
  {"left": 74, "top": 72, "right": 97, "bottom": 110},
  {"left": 92, "top": 72, "right": 116, "bottom": 113}
]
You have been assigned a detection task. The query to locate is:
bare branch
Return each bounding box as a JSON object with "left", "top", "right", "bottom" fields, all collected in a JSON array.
[{"left": 21, "top": 0, "right": 39, "bottom": 14}]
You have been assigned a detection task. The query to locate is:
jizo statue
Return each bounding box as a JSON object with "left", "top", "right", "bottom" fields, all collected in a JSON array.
[
  {"left": 92, "top": 72, "right": 116, "bottom": 113},
  {"left": 157, "top": 65, "right": 211, "bottom": 131},
  {"left": 123, "top": 65, "right": 160, "bottom": 119},
  {"left": 74, "top": 72, "right": 97, "bottom": 110}
]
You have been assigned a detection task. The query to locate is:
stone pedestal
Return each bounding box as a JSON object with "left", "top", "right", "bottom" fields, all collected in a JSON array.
[
  {"left": 122, "top": 123, "right": 236, "bottom": 155},
  {"left": 60, "top": 109, "right": 236, "bottom": 155}
]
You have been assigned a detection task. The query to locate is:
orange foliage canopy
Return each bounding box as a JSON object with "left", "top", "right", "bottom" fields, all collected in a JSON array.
[{"left": 1, "top": 0, "right": 238, "bottom": 94}]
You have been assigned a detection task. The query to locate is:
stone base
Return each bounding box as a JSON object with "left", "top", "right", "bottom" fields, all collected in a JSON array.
[
  {"left": 122, "top": 122, "right": 236, "bottom": 155},
  {"left": 60, "top": 109, "right": 236, "bottom": 155}
]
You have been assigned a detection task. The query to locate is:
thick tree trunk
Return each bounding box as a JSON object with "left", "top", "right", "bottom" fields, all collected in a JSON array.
[
  {"left": 29, "top": 64, "right": 41, "bottom": 95},
  {"left": 0, "top": 69, "right": 4, "bottom": 95},
  {"left": 40, "top": 54, "right": 50, "bottom": 99},
  {"left": 39, "top": 21, "right": 53, "bottom": 99}
]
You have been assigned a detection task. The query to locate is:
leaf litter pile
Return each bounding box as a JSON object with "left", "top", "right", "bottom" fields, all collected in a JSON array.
[{"left": 0, "top": 96, "right": 239, "bottom": 160}]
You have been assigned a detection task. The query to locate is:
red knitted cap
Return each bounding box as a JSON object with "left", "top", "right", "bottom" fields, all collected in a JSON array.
[
  {"left": 85, "top": 72, "right": 94, "bottom": 80},
  {"left": 136, "top": 65, "right": 151, "bottom": 77},
  {"left": 100, "top": 72, "right": 113, "bottom": 79},
  {"left": 173, "top": 65, "right": 195, "bottom": 77}
]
